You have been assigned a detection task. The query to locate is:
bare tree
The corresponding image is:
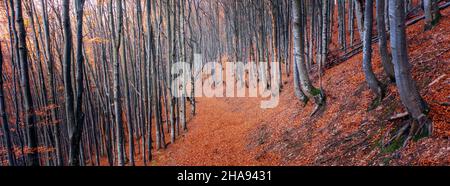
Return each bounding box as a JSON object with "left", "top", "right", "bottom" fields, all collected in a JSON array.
[
  {"left": 40, "top": 0, "right": 63, "bottom": 166},
  {"left": 0, "top": 42, "right": 15, "bottom": 166},
  {"left": 111, "top": 0, "right": 125, "bottom": 166},
  {"left": 362, "top": 0, "right": 384, "bottom": 101},
  {"left": 424, "top": 0, "right": 441, "bottom": 30},
  {"left": 388, "top": 0, "right": 432, "bottom": 143},
  {"left": 14, "top": 0, "right": 40, "bottom": 166},
  {"left": 376, "top": 0, "right": 395, "bottom": 81},
  {"left": 292, "top": 0, "right": 325, "bottom": 115}
]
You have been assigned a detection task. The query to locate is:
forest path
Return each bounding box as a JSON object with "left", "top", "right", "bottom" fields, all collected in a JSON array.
[{"left": 153, "top": 96, "right": 272, "bottom": 166}]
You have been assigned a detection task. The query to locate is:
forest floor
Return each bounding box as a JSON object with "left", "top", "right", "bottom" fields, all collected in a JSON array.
[{"left": 129, "top": 8, "right": 449, "bottom": 166}]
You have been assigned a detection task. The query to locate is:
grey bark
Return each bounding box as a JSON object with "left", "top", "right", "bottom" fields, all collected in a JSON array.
[
  {"left": 112, "top": 0, "right": 125, "bottom": 166},
  {"left": 362, "top": 0, "right": 384, "bottom": 98},
  {"left": 69, "top": 0, "right": 86, "bottom": 166},
  {"left": 320, "top": 0, "right": 329, "bottom": 68},
  {"left": 15, "top": 0, "right": 40, "bottom": 166},
  {"left": 354, "top": 0, "right": 364, "bottom": 40},
  {"left": 376, "top": 0, "right": 395, "bottom": 81},
  {"left": 292, "top": 0, "right": 324, "bottom": 106},
  {"left": 389, "top": 0, "right": 432, "bottom": 134},
  {"left": 121, "top": 0, "right": 134, "bottom": 166},
  {"left": 424, "top": 0, "right": 441, "bottom": 30},
  {"left": 0, "top": 42, "right": 15, "bottom": 166},
  {"left": 40, "top": 0, "right": 63, "bottom": 166}
]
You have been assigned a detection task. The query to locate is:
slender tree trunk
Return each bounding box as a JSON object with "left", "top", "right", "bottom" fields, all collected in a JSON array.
[
  {"left": 424, "top": 0, "right": 441, "bottom": 30},
  {"left": 320, "top": 0, "right": 329, "bottom": 68},
  {"left": 362, "top": 0, "right": 384, "bottom": 99},
  {"left": 62, "top": 0, "right": 76, "bottom": 166},
  {"left": 354, "top": 0, "right": 364, "bottom": 40},
  {"left": 121, "top": 0, "right": 134, "bottom": 166},
  {"left": 40, "top": 0, "right": 63, "bottom": 166},
  {"left": 15, "top": 0, "right": 40, "bottom": 166},
  {"left": 167, "top": 0, "right": 176, "bottom": 146},
  {"left": 112, "top": 0, "right": 125, "bottom": 166},
  {"left": 376, "top": 0, "right": 395, "bottom": 81},
  {"left": 179, "top": 0, "right": 187, "bottom": 132},
  {"left": 0, "top": 42, "right": 16, "bottom": 166},
  {"left": 349, "top": 0, "right": 355, "bottom": 46},
  {"left": 135, "top": 0, "right": 147, "bottom": 165}
]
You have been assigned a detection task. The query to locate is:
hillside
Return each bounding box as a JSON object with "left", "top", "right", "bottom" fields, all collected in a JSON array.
[{"left": 149, "top": 7, "right": 450, "bottom": 166}]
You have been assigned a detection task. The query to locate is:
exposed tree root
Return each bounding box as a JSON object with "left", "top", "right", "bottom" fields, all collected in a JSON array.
[
  {"left": 310, "top": 89, "right": 326, "bottom": 117},
  {"left": 385, "top": 115, "right": 433, "bottom": 149},
  {"left": 388, "top": 112, "right": 409, "bottom": 121},
  {"left": 367, "top": 83, "right": 387, "bottom": 111},
  {"left": 301, "top": 97, "right": 309, "bottom": 107},
  {"left": 367, "top": 96, "right": 383, "bottom": 111}
]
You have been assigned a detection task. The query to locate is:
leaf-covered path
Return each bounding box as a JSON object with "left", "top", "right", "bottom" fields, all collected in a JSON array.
[{"left": 154, "top": 97, "right": 268, "bottom": 165}]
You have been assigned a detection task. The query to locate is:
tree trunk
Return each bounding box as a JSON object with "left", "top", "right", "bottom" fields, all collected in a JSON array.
[
  {"left": 320, "top": 0, "right": 329, "bottom": 68},
  {"left": 40, "top": 0, "right": 63, "bottom": 166},
  {"left": 349, "top": 0, "right": 355, "bottom": 46},
  {"left": 112, "top": 0, "right": 125, "bottom": 166},
  {"left": 69, "top": 0, "right": 86, "bottom": 166},
  {"left": 292, "top": 0, "right": 324, "bottom": 108},
  {"left": 389, "top": 0, "right": 432, "bottom": 135},
  {"left": 424, "top": 0, "right": 441, "bottom": 30},
  {"left": 15, "top": 0, "right": 40, "bottom": 166},
  {"left": 362, "top": 0, "right": 384, "bottom": 99},
  {"left": 354, "top": 0, "right": 364, "bottom": 40},
  {"left": 376, "top": 0, "right": 395, "bottom": 81},
  {"left": 0, "top": 42, "right": 16, "bottom": 166}
]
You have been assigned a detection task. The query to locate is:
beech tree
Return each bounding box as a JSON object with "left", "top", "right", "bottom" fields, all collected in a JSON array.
[
  {"left": 40, "top": 0, "right": 63, "bottom": 166},
  {"left": 0, "top": 42, "right": 15, "bottom": 166},
  {"left": 424, "top": 0, "right": 441, "bottom": 30},
  {"left": 376, "top": 0, "right": 395, "bottom": 81},
  {"left": 388, "top": 0, "right": 432, "bottom": 144},
  {"left": 292, "top": 0, "right": 325, "bottom": 115},
  {"left": 112, "top": 0, "right": 125, "bottom": 166},
  {"left": 15, "top": 0, "right": 40, "bottom": 166},
  {"left": 362, "top": 0, "right": 384, "bottom": 100}
]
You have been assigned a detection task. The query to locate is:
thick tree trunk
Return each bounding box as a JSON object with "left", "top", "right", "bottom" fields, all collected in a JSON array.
[
  {"left": 292, "top": 0, "right": 324, "bottom": 108},
  {"left": 271, "top": 0, "right": 283, "bottom": 90},
  {"left": 389, "top": 0, "right": 432, "bottom": 135},
  {"left": 70, "top": 0, "right": 86, "bottom": 166}
]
